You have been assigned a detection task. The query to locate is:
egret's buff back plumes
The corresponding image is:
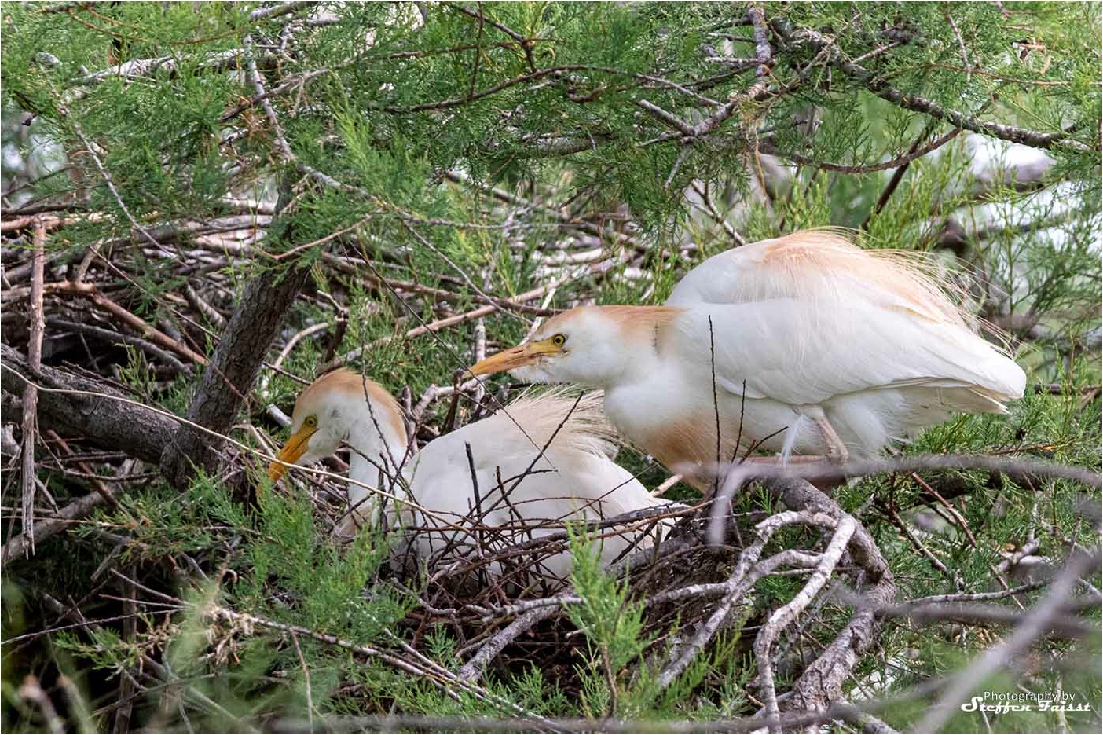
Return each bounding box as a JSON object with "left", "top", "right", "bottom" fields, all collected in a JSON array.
[
  {"left": 680, "top": 228, "right": 972, "bottom": 327},
  {"left": 470, "top": 228, "right": 1027, "bottom": 486},
  {"left": 270, "top": 372, "right": 670, "bottom": 587},
  {"left": 478, "top": 389, "right": 619, "bottom": 457}
]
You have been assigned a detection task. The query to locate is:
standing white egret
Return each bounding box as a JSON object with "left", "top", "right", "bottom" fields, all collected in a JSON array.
[{"left": 470, "top": 229, "right": 1026, "bottom": 486}]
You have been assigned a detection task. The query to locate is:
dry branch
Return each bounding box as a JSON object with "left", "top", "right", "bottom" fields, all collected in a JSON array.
[
  {"left": 19, "top": 219, "right": 47, "bottom": 555},
  {"left": 1, "top": 344, "right": 178, "bottom": 466},
  {"left": 458, "top": 605, "right": 561, "bottom": 682},
  {"left": 763, "top": 479, "right": 895, "bottom": 718},
  {"left": 2, "top": 488, "right": 103, "bottom": 565}
]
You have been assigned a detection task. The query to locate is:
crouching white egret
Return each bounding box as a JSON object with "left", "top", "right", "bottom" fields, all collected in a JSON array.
[
  {"left": 470, "top": 229, "right": 1026, "bottom": 486},
  {"left": 268, "top": 369, "right": 670, "bottom": 584}
]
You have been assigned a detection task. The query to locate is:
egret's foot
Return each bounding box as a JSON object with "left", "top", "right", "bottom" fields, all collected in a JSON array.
[{"left": 753, "top": 453, "right": 846, "bottom": 492}]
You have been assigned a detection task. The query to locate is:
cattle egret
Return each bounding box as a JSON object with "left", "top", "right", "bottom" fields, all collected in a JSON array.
[
  {"left": 268, "top": 369, "right": 669, "bottom": 582},
  {"left": 470, "top": 229, "right": 1027, "bottom": 485}
]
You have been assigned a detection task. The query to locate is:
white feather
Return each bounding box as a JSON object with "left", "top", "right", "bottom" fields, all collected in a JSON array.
[
  {"left": 285, "top": 376, "right": 671, "bottom": 586},
  {"left": 400, "top": 390, "right": 668, "bottom": 582}
]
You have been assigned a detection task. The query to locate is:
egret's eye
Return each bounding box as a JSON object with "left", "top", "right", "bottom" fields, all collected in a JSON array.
[
  {"left": 303, "top": 415, "right": 318, "bottom": 429},
  {"left": 550, "top": 334, "right": 567, "bottom": 347}
]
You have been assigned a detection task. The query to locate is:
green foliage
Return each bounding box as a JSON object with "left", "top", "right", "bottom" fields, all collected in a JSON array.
[
  {"left": 566, "top": 525, "right": 652, "bottom": 717},
  {"left": 1, "top": 1, "right": 1099, "bottom": 732}
]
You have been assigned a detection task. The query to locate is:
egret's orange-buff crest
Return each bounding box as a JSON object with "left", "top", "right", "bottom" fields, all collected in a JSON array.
[{"left": 470, "top": 229, "right": 1027, "bottom": 484}]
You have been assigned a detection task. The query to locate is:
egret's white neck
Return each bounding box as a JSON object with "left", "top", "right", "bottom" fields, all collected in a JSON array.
[{"left": 343, "top": 399, "right": 408, "bottom": 519}]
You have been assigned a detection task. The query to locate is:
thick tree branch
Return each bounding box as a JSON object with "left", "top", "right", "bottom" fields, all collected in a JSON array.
[
  {"left": 18, "top": 219, "right": 47, "bottom": 555},
  {"left": 778, "top": 25, "right": 1093, "bottom": 152},
  {"left": 158, "top": 263, "right": 311, "bottom": 486},
  {"left": 1, "top": 344, "right": 178, "bottom": 466}
]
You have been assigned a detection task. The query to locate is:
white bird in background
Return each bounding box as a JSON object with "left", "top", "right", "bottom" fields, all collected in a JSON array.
[
  {"left": 470, "top": 229, "right": 1027, "bottom": 487},
  {"left": 268, "top": 370, "right": 668, "bottom": 584}
]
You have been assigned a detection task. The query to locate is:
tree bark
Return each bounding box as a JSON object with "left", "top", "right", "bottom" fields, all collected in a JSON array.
[
  {"left": 159, "top": 186, "right": 311, "bottom": 488},
  {"left": 1, "top": 344, "right": 177, "bottom": 465},
  {"left": 159, "top": 265, "right": 311, "bottom": 486}
]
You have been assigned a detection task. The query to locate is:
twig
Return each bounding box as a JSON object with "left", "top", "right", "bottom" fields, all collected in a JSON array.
[
  {"left": 395, "top": 218, "right": 519, "bottom": 319},
  {"left": 911, "top": 472, "right": 977, "bottom": 547},
  {"left": 248, "top": 1, "right": 313, "bottom": 21},
  {"left": 43, "top": 430, "right": 119, "bottom": 508},
  {"left": 63, "top": 112, "right": 166, "bottom": 250},
  {"left": 448, "top": 3, "right": 537, "bottom": 72},
  {"left": 767, "top": 478, "right": 895, "bottom": 717},
  {"left": 688, "top": 181, "right": 748, "bottom": 246},
  {"left": 325, "top": 256, "right": 556, "bottom": 315},
  {"left": 291, "top": 634, "right": 315, "bottom": 733},
  {"left": 996, "top": 538, "right": 1042, "bottom": 575},
  {"left": 46, "top": 318, "right": 191, "bottom": 375},
  {"left": 634, "top": 99, "right": 697, "bottom": 137},
  {"left": 273, "top": 322, "right": 331, "bottom": 372},
  {"left": 880, "top": 501, "right": 953, "bottom": 578},
  {"left": 47, "top": 280, "right": 207, "bottom": 366},
  {"left": 207, "top": 605, "right": 559, "bottom": 728},
  {"left": 114, "top": 568, "right": 138, "bottom": 733},
  {"left": 19, "top": 219, "right": 46, "bottom": 557},
  {"left": 2, "top": 491, "right": 107, "bottom": 565},
  {"left": 945, "top": 9, "right": 972, "bottom": 84},
  {"left": 650, "top": 474, "right": 684, "bottom": 498},
  {"left": 908, "top": 580, "right": 1050, "bottom": 607},
  {"left": 860, "top": 119, "right": 941, "bottom": 230},
  {"left": 916, "top": 551, "right": 1100, "bottom": 732},
  {"left": 782, "top": 26, "right": 1091, "bottom": 152},
  {"left": 458, "top": 605, "right": 560, "bottom": 682},
  {"left": 749, "top": 5, "right": 773, "bottom": 81},
  {"left": 183, "top": 282, "right": 227, "bottom": 329},
  {"left": 760, "top": 125, "right": 964, "bottom": 175},
  {"left": 324, "top": 279, "right": 561, "bottom": 372}
]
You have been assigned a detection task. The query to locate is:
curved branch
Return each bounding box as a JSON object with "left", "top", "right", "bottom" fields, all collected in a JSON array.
[{"left": 778, "top": 25, "right": 1093, "bottom": 152}]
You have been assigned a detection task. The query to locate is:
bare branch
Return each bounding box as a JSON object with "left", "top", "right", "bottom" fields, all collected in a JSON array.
[{"left": 917, "top": 551, "right": 1100, "bottom": 732}]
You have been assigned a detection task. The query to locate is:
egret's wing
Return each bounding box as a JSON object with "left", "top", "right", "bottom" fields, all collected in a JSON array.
[
  {"left": 667, "top": 230, "right": 966, "bottom": 325},
  {"left": 668, "top": 299, "right": 1025, "bottom": 408},
  {"left": 407, "top": 393, "right": 655, "bottom": 525},
  {"left": 408, "top": 434, "right": 663, "bottom": 579},
  {"left": 667, "top": 237, "right": 783, "bottom": 307},
  {"left": 665, "top": 230, "right": 1024, "bottom": 407}
]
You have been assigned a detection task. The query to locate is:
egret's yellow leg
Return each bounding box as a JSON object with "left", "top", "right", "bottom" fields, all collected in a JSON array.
[{"left": 811, "top": 414, "right": 849, "bottom": 465}]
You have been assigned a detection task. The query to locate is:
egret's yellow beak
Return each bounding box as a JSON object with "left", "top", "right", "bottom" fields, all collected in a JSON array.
[
  {"left": 469, "top": 339, "right": 561, "bottom": 376},
  {"left": 267, "top": 425, "right": 316, "bottom": 482}
]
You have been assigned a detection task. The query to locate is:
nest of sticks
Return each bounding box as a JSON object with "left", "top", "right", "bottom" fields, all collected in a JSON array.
[{"left": 294, "top": 444, "right": 896, "bottom": 717}]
